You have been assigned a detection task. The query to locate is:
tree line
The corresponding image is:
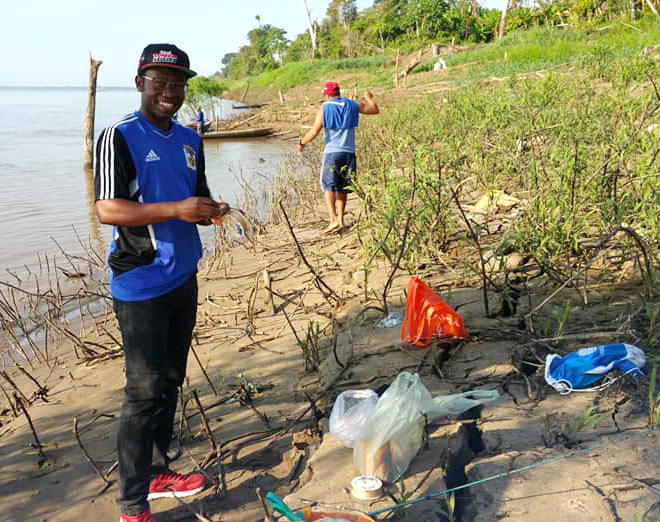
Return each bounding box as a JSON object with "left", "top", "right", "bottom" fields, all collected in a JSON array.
[{"left": 216, "top": 0, "right": 655, "bottom": 80}]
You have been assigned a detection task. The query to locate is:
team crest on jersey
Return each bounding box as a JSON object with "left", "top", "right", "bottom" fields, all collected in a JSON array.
[{"left": 182, "top": 145, "right": 196, "bottom": 170}]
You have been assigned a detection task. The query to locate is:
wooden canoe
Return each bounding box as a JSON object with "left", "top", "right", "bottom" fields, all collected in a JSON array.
[
  {"left": 185, "top": 121, "right": 213, "bottom": 132},
  {"left": 232, "top": 103, "right": 266, "bottom": 109},
  {"left": 201, "top": 127, "right": 273, "bottom": 139}
]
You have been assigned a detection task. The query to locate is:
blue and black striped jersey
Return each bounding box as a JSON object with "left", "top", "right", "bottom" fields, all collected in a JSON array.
[{"left": 94, "top": 111, "right": 211, "bottom": 301}]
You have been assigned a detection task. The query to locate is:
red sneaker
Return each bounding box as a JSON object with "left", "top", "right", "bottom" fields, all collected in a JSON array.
[
  {"left": 148, "top": 469, "right": 206, "bottom": 500},
  {"left": 120, "top": 510, "right": 156, "bottom": 522}
]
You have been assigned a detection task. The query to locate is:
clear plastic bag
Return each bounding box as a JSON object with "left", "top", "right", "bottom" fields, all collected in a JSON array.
[
  {"left": 353, "top": 372, "right": 499, "bottom": 480},
  {"left": 222, "top": 208, "right": 253, "bottom": 243},
  {"left": 329, "top": 389, "right": 378, "bottom": 448}
]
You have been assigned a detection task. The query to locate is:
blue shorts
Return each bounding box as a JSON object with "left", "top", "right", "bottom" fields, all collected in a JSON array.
[{"left": 320, "top": 152, "right": 357, "bottom": 193}]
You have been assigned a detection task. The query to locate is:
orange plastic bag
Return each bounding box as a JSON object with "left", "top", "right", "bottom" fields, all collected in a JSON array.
[{"left": 401, "top": 277, "right": 468, "bottom": 346}]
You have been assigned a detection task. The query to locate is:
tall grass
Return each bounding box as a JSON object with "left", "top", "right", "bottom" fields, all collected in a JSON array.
[
  {"left": 223, "top": 56, "right": 391, "bottom": 99},
  {"left": 354, "top": 50, "right": 660, "bottom": 280},
  {"left": 417, "top": 18, "right": 660, "bottom": 84}
]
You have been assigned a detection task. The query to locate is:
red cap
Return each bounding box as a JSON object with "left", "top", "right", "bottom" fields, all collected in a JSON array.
[{"left": 322, "top": 81, "right": 340, "bottom": 95}]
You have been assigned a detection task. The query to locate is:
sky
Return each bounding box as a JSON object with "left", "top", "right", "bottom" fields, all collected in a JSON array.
[{"left": 2, "top": 0, "right": 504, "bottom": 87}]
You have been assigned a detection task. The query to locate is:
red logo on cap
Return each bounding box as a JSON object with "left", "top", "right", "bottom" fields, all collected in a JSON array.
[{"left": 152, "top": 50, "right": 178, "bottom": 64}]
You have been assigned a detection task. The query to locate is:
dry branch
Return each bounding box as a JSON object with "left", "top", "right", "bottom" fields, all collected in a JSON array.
[
  {"left": 16, "top": 392, "right": 45, "bottom": 462},
  {"left": 191, "top": 389, "right": 218, "bottom": 454},
  {"left": 73, "top": 416, "right": 114, "bottom": 491},
  {"left": 278, "top": 200, "right": 339, "bottom": 306},
  {"left": 190, "top": 345, "right": 219, "bottom": 396}
]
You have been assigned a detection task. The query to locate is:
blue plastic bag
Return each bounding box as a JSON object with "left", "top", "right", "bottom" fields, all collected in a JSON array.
[{"left": 544, "top": 343, "right": 646, "bottom": 394}]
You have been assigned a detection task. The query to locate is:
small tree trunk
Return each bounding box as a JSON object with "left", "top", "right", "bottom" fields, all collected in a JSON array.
[
  {"left": 301, "top": 0, "right": 317, "bottom": 60},
  {"left": 84, "top": 54, "right": 102, "bottom": 170},
  {"left": 498, "top": 0, "right": 510, "bottom": 39},
  {"left": 394, "top": 49, "right": 400, "bottom": 88},
  {"left": 631, "top": 0, "right": 637, "bottom": 20}
]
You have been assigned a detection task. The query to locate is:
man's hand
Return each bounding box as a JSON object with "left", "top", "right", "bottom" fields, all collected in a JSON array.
[
  {"left": 359, "top": 90, "right": 379, "bottom": 115},
  {"left": 176, "top": 197, "right": 223, "bottom": 223},
  {"left": 209, "top": 202, "right": 230, "bottom": 225},
  {"left": 297, "top": 141, "right": 305, "bottom": 153}
]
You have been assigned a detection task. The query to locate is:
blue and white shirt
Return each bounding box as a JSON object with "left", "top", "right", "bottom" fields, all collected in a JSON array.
[
  {"left": 322, "top": 97, "right": 359, "bottom": 154},
  {"left": 94, "top": 111, "right": 211, "bottom": 302}
]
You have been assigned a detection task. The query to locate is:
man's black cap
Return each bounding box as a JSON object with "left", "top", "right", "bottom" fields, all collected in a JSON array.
[{"left": 138, "top": 43, "right": 197, "bottom": 78}]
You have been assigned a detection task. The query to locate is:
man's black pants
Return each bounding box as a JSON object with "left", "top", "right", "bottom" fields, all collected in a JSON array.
[{"left": 113, "top": 274, "right": 198, "bottom": 515}]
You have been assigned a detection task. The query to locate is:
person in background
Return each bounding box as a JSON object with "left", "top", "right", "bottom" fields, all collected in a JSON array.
[
  {"left": 196, "top": 106, "right": 205, "bottom": 135},
  {"left": 297, "top": 81, "right": 379, "bottom": 234},
  {"left": 94, "top": 43, "right": 229, "bottom": 522}
]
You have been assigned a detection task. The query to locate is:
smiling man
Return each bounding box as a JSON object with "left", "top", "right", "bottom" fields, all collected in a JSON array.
[{"left": 94, "top": 44, "right": 229, "bottom": 522}]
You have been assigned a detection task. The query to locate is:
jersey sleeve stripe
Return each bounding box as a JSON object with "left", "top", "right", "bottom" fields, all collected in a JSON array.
[{"left": 99, "top": 115, "right": 138, "bottom": 200}]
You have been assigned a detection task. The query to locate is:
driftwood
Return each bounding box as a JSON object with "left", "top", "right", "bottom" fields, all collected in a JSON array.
[
  {"left": 166, "top": 490, "right": 214, "bottom": 522},
  {"left": 73, "top": 416, "right": 114, "bottom": 492},
  {"left": 278, "top": 201, "right": 339, "bottom": 306},
  {"left": 222, "top": 112, "right": 263, "bottom": 131},
  {"left": 0, "top": 383, "right": 18, "bottom": 416},
  {"left": 191, "top": 389, "right": 218, "bottom": 455},
  {"left": 2, "top": 371, "right": 30, "bottom": 405},
  {"left": 189, "top": 345, "right": 219, "bottom": 396},
  {"left": 16, "top": 393, "right": 45, "bottom": 462},
  {"left": 84, "top": 54, "right": 102, "bottom": 170},
  {"left": 240, "top": 80, "right": 251, "bottom": 103},
  {"left": 585, "top": 480, "right": 623, "bottom": 522},
  {"left": 262, "top": 269, "right": 276, "bottom": 315},
  {"left": 256, "top": 487, "right": 275, "bottom": 521},
  {"left": 395, "top": 48, "right": 426, "bottom": 87}
]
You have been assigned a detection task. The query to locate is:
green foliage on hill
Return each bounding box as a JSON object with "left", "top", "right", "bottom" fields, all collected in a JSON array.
[
  {"left": 224, "top": 55, "right": 391, "bottom": 99},
  {"left": 215, "top": 0, "right": 660, "bottom": 84}
]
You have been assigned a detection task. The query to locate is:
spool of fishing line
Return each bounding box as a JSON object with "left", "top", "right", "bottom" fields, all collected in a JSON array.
[{"left": 350, "top": 476, "right": 382, "bottom": 500}]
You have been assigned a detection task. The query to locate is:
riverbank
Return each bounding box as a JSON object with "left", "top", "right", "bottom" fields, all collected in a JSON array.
[
  {"left": 3, "top": 33, "right": 660, "bottom": 520},
  {"left": 1, "top": 196, "right": 659, "bottom": 521}
]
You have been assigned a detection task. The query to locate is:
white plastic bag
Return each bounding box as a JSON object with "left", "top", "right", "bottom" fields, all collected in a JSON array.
[
  {"left": 353, "top": 372, "right": 499, "bottom": 480},
  {"left": 329, "top": 389, "right": 378, "bottom": 448}
]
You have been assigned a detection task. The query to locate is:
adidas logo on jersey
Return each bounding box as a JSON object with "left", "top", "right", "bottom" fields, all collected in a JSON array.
[{"left": 145, "top": 150, "right": 161, "bottom": 162}]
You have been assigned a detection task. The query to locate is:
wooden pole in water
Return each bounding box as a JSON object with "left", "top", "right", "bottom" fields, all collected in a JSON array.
[
  {"left": 84, "top": 53, "right": 103, "bottom": 170},
  {"left": 240, "top": 80, "right": 251, "bottom": 103}
]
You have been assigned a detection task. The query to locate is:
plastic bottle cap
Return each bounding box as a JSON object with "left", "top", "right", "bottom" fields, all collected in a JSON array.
[{"left": 350, "top": 475, "right": 382, "bottom": 500}]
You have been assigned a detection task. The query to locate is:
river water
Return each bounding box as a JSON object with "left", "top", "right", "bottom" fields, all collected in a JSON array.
[{"left": 0, "top": 86, "right": 289, "bottom": 278}]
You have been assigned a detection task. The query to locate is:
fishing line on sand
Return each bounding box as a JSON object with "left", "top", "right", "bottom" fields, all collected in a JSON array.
[{"left": 367, "top": 424, "right": 659, "bottom": 516}]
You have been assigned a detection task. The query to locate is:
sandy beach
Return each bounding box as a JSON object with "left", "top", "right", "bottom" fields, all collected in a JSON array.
[{"left": 1, "top": 198, "right": 659, "bottom": 522}]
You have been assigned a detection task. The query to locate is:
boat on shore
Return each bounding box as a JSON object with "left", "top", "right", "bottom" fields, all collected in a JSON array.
[
  {"left": 201, "top": 127, "right": 273, "bottom": 139},
  {"left": 232, "top": 103, "right": 267, "bottom": 109},
  {"left": 185, "top": 121, "right": 214, "bottom": 132}
]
